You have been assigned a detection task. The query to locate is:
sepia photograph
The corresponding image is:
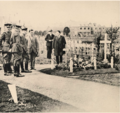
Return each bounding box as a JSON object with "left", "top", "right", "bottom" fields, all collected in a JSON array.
[{"left": 0, "top": 0, "right": 120, "bottom": 112}]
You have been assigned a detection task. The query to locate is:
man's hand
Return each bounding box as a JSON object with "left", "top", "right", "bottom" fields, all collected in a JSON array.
[
  {"left": 49, "top": 40, "right": 52, "bottom": 42},
  {"left": 36, "top": 51, "right": 39, "bottom": 57},
  {"left": 9, "top": 49, "right": 12, "bottom": 52},
  {"left": 52, "top": 49, "right": 54, "bottom": 53}
]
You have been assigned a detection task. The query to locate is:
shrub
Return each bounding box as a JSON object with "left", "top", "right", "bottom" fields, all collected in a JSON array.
[
  {"left": 107, "top": 54, "right": 111, "bottom": 63},
  {"left": 115, "top": 64, "right": 120, "bottom": 71},
  {"left": 114, "top": 54, "right": 120, "bottom": 64},
  {"left": 97, "top": 51, "right": 104, "bottom": 61}
]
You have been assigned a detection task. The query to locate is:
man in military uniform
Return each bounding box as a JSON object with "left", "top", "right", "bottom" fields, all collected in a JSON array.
[
  {"left": 20, "top": 26, "right": 31, "bottom": 72},
  {"left": 11, "top": 24, "right": 24, "bottom": 77},
  {"left": 0, "top": 23, "right": 12, "bottom": 75},
  {"left": 27, "top": 29, "right": 39, "bottom": 70}
]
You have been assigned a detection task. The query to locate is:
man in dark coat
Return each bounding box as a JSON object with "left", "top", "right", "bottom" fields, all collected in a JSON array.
[
  {"left": 0, "top": 23, "right": 12, "bottom": 75},
  {"left": 20, "top": 26, "right": 30, "bottom": 72},
  {"left": 52, "top": 30, "right": 66, "bottom": 66},
  {"left": 11, "top": 24, "right": 24, "bottom": 77},
  {"left": 45, "top": 30, "right": 54, "bottom": 59}
]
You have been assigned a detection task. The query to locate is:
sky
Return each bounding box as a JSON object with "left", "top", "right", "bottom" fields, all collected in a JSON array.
[{"left": 0, "top": 1, "right": 119, "bottom": 31}]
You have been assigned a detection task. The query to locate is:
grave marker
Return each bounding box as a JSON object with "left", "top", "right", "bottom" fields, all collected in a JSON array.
[
  {"left": 100, "top": 33, "right": 111, "bottom": 62},
  {"left": 70, "top": 57, "right": 73, "bottom": 72},
  {"left": 111, "top": 56, "right": 114, "bottom": 68},
  {"left": 8, "top": 84, "right": 18, "bottom": 103}
]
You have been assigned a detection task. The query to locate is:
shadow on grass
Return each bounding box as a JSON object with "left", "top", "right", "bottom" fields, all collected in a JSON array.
[
  {"left": 39, "top": 68, "right": 120, "bottom": 86},
  {"left": 0, "top": 80, "right": 79, "bottom": 112}
]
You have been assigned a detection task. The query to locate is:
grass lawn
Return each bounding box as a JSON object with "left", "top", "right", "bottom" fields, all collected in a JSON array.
[
  {"left": 40, "top": 68, "right": 120, "bottom": 86},
  {"left": 0, "top": 80, "right": 78, "bottom": 112}
]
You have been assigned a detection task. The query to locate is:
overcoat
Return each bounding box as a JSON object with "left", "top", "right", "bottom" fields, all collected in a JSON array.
[
  {"left": 11, "top": 35, "right": 23, "bottom": 61},
  {"left": 27, "top": 34, "right": 39, "bottom": 56},
  {"left": 0, "top": 31, "right": 12, "bottom": 61},
  {"left": 45, "top": 34, "right": 54, "bottom": 49},
  {"left": 52, "top": 35, "right": 66, "bottom": 56},
  {"left": 20, "top": 35, "right": 29, "bottom": 59}
]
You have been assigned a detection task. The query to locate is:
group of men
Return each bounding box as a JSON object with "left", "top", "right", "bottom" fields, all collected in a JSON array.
[
  {"left": 45, "top": 30, "right": 66, "bottom": 67},
  {"left": 0, "top": 21, "right": 67, "bottom": 77},
  {"left": 0, "top": 22, "right": 39, "bottom": 77}
]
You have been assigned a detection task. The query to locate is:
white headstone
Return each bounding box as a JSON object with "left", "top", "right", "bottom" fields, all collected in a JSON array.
[
  {"left": 8, "top": 84, "right": 18, "bottom": 103},
  {"left": 70, "top": 57, "right": 73, "bottom": 72},
  {"left": 74, "top": 54, "right": 77, "bottom": 61},
  {"left": 111, "top": 56, "right": 114, "bottom": 68}
]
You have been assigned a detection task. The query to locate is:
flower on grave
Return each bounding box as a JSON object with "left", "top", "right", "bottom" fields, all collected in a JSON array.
[
  {"left": 79, "top": 58, "right": 83, "bottom": 62},
  {"left": 85, "top": 61, "right": 89, "bottom": 64}
]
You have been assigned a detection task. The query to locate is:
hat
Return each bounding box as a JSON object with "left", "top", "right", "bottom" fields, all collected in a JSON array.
[
  {"left": 57, "top": 30, "right": 61, "bottom": 33},
  {"left": 4, "top": 23, "right": 12, "bottom": 28},
  {"left": 21, "top": 26, "right": 27, "bottom": 31},
  {"left": 29, "top": 29, "right": 33, "bottom": 32},
  {"left": 16, "top": 25, "right": 21, "bottom": 29},
  {"left": 4, "top": 22, "right": 12, "bottom": 26},
  {"left": 49, "top": 30, "right": 52, "bottom": 32}
]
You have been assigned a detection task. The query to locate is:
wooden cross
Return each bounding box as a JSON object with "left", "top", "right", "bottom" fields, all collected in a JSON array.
[
  {"left": 91, "top": 43, "right": 95, "bottom": 62},
  {"left": 100, "top": 33, "right": 111, "bottom": 62}
]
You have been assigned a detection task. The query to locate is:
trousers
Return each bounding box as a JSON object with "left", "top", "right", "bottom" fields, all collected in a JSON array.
[
  {"left": 29, "top": 51, "right": 36, "bottom": 69},
  {"left": 47, "top": 46, "right": 52, "bottom": 59},
  {"left": 56, "top": 55, "right": 62, "bottom": 64},
  {"left": 21, "top": 54, "right": 29, "bottom": 71},
  {"left": 3, "top": 53, "right": 12, "bottom": 73},
  {"left": 13, "top": 59, "right": 21, "bottom": 75}
]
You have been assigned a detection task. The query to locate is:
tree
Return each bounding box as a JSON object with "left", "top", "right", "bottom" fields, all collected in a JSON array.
[
  {"left": 93, "top": 32, "right": 101, "bottom": 53},
  {"left": 93, "top": 32, "right": 101, "bottom": 60},
  {"left": 63, "top": 27, "right": 70, "bottom": 36},
  {"left": 106, "top": 26, "right": 119, "bottom": 57}
]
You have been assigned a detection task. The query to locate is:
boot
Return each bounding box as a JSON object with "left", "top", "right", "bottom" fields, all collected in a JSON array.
[
  {"left": 25, "top": 62, "right": 28, "bottom": 70},
  {"left": 8, "top": 63, "right": 12, "bottom": 73},
  {"left": 3, "top": 64, "right": 8, "bottom": 76}
]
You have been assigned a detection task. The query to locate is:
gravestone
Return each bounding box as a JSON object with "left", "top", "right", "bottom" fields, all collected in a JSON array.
[
  {"left": 111, "top": 56, "right": 114, "bottom": 68},
  {"left": 8, "top": 84, "right": 18, "bottom": 104},
  {"left": 70, "top": 57, "right": 73, "bottom": 72},
  {"left": 100, "top": 33, "right": 111, "bottom": 63}
]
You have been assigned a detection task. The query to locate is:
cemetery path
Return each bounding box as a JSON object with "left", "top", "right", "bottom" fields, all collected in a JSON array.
[{"left": 0, "top": 64, "right": 119, "bottom": 112}]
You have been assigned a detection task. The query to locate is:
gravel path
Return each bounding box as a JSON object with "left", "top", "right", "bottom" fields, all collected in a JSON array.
[{"left": 0, "top": 64, "right": 119, "bottom": 112}]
